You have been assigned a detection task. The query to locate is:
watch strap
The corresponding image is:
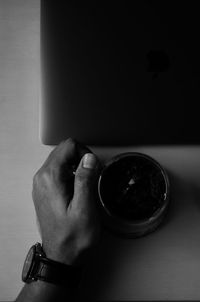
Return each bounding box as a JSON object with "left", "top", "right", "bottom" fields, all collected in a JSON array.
[{"left": 35, "top": 256, "right": 82, "bottom": 287}]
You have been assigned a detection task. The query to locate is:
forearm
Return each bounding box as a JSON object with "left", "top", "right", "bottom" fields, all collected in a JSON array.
[
  {"left": 15, "top": 280, "right": 75, "bottom": 302},
  {"left": 15, "top": 140, "right": 100, "bottom": 302}
]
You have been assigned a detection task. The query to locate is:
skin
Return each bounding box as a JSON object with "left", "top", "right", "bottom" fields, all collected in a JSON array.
[{"left": 15, "top": 138, "right": 101, "bottom": 301}]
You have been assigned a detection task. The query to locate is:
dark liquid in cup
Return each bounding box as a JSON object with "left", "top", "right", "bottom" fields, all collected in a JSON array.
[{"left": 99, "top": 155, "right": 167, "bottom": 221}]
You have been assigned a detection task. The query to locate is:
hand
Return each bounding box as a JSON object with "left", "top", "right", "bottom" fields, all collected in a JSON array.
[{"left": 32, "top": 138, "right": 101, "bottom": 266}]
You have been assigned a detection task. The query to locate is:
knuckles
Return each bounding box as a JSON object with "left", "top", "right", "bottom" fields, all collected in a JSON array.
[
  {"left": 33, "top": 170, "right": 40, "bottom": 186},
  {"left": 33, "top": 137, "right": 77, "bottom": 183},
  {"left": 33, "top": 161, "right": 60, "bottom": 184},
  {"left": 33, "top": 167, "right": 55, "bottom": 189},
  {"left": 66, "top": 137, "right": 76, "bottom": 147},
  {"left": 59, "top": 137, "right": 76, "bottom": 153}
]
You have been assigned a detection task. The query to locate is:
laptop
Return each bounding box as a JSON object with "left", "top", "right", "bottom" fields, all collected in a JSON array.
[{"left": 40, "top": 1, "right": 200, "bottom": 146}]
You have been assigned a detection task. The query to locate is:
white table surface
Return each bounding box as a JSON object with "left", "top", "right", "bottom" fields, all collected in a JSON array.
[{"left": 1, "top": 1, "right": 200, "bottom": 301}]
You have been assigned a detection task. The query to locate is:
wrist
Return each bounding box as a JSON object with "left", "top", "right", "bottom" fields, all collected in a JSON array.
[
  {"left": 22, "top": 243, "right": 83, "bottom": 289},
  {"left": 16, "top": 280, "right": 75, "bottom": 302},
  {"left": 42, "top": 243, "right": 84, "bottom": 266}
]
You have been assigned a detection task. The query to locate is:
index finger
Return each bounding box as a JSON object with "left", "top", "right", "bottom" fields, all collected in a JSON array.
[{"left": 52, "top": 137, "right": 92, "bottom": 168}]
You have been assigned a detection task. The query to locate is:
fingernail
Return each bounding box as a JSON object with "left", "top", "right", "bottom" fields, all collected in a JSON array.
[{"left": 82, "top": 153, "right": 97, "bottom": 169}]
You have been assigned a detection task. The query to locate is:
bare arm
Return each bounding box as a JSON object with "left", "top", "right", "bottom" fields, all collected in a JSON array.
[
  {"left": 16, "top": 280, "right": 75, "bottom": 302},
  {"left": 15, "top": 138, "right": 101, "bottom": 301}
]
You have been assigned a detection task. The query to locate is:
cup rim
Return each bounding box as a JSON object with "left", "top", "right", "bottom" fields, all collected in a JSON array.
[{"left": 98, "top": 152, "right": 170, "bottom": 226}]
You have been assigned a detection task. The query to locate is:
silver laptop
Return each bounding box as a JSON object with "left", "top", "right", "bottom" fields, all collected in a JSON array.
[{"left": 40, "top": 2, "right": 200, "bottom": 146}]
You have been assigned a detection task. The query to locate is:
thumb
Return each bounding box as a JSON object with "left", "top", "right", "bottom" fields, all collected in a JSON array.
[{"left": 72, "top": 153, "right": 99, "bottom": 209}]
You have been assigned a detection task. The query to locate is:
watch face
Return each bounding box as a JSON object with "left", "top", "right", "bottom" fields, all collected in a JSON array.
[{"left": 22, "top": 245, "right": 36, "bottom": 282}]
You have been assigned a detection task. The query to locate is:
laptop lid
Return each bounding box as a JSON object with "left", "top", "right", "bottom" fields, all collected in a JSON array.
[{"left": 40, "top": 2, "right": 200, "bottom": 146}]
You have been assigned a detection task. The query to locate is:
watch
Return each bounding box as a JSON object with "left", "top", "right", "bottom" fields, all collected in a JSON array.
[{"left": 22, "top": 243, "right": 82, "bottom": 287}]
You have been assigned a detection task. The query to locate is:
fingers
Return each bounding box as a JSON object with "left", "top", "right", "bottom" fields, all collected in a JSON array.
[
  {"left": 56, "top": 138, "right": 92, "bottom": 165},
  {"left": 44, "top": 137, "right": 91, "bottom": 169},
  {"left": 72, "top": 153, "right": 100, "bottom": 211}
]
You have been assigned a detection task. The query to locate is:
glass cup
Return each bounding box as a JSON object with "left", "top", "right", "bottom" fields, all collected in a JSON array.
[{"left": 98, "top": 152, "right": 170, "bottom": 238}]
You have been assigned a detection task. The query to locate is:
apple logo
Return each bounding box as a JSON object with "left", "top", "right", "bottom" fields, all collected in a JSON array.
[{"left": 146, "top": 50, "right": 170, "bottom": 78}]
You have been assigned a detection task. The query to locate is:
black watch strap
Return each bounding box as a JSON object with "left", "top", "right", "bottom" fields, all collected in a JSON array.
[
  {"left": 35, "top": 256, "right": 82, "bottom": 287},
  {"left": 22, "top": 243, "right": 83, "bottom": 287}
]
